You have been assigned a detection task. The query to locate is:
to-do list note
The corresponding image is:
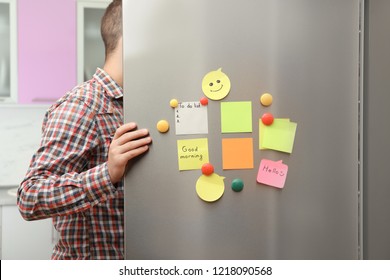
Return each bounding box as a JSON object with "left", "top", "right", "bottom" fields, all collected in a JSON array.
[{"left": 175, "top": 101, "right": 208, "bottom": 135}]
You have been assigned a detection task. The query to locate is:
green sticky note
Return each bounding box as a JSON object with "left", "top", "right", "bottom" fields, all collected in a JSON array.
[
  {"left": 260, "top": 119, "right": 297, "bottom": 153},
  {"left": 259, "top": 118, "right": 290, "bottom": 150},
  {"left": 177, "top": 138, "right": 209, "bottom": 170},
  {"left": 221, "top": 101, "right": 253, "bottom": 133}
]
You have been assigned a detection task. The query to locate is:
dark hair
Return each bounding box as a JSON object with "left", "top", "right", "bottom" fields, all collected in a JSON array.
[{"left": 101, "top": 0, "right": 122, "bottom": 59}]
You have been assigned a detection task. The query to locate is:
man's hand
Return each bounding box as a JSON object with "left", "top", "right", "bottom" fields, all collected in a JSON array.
[{"left": 107, "top": 122, "right": 152, "bottom": 184}]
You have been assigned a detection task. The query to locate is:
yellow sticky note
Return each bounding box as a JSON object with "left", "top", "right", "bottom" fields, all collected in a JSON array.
[
  {"left": 196, "top": 173, "right": 225, "bottom": 202},
  {"left": 177, "top": 138, "right": 209, "bottom": 170},
  {"left": 221, "top": 101, "right": 253, "bottom": 133},
  {"left": 202, "top": 68, "right": 231, "bottom": 101},
  {"left": 260, "top": 119, "right": 297, "bottom": 153}
]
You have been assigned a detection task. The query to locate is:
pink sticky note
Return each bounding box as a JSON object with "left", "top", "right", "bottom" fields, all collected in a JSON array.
[{"left": 257, "top": 159, "right": 288, "bottom": 189}]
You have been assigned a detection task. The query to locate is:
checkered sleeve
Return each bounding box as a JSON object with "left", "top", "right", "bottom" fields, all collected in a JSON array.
[{"left": 17, "top": 97, "right": 116, "bottom": 221}]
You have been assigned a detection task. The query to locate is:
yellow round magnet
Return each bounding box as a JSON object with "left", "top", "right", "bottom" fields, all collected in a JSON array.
[
  {"left": 156, "top": 120, "right": 169, "bottom": 133},
  {"left": 260, "top": 93, "right": 273, "bottom": 107},
  {"left": 170, "top": 99, "right": 178, "bottom": 108},
  {"left": 196, "top": 173, "right": 225, "bottom": 202}
]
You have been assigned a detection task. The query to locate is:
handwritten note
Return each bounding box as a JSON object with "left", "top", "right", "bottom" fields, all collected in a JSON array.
[
  {"left": 257, "top": 159, "right": 288, "bottom": 189},
  {"left": 177, "top": 138, "right": 209, "bottom": 170},
  {"left": 175, "top": 101, "right": 208, "bottom": 135},
  {"left": 221, "top": 101, "right": 253, "bottom": 133}
]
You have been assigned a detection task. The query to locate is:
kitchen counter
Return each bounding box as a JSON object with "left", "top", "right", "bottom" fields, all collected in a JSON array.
[{"left": 0, "top": 186, "right": 18, "bottom": 206}]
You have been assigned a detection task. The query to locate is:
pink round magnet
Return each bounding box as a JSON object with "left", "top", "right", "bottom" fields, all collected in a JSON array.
[{"left": 261, "top": 113, "right": 274, "bottom": 126}]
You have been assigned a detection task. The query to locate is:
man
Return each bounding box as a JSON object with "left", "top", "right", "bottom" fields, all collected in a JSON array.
[{"left": 17, "top": 0, "right": 150, "bottom": 259}]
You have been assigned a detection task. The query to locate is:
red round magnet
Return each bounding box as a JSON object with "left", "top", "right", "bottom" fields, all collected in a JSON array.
[
  {"left": 200, "top": 97, "right": 209, "bottom": 106},
  {"left": 201, "top": 163, "right": 214, "bottom": 176},
  {"left": 261, "top": 113, "right": 274, "bottom": 126}
]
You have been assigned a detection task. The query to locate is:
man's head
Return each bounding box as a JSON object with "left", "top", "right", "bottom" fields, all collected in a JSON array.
[{"left": 101, "top": 0, "right": 122, "bottom": 60}]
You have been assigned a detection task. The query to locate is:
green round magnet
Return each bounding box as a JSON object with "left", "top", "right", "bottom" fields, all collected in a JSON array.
[{"left": 231, "top": 178, "right": 244, "bottom": 192}]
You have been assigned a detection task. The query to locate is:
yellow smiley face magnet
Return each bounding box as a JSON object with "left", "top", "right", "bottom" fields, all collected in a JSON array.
[{"left": 202, "top": 68, "right": 231, "bottom": 100}]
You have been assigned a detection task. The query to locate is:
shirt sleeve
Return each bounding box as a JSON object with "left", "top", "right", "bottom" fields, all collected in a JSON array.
[{"left": 17, "top": 97, "right": 117, "bottom": 221}]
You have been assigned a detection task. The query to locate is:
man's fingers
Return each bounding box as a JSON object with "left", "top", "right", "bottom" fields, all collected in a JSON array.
[
  {"left": 108, "top": 123, "right": 152, "bottom": 184},
  {"left": 115, "top": 136, "right": 152, "bottom": 154},
  {"left": 122, "top": 145, "right": 150, "bottom": 161},
  {"left": 113, "top": 122, "right": 137, "bottom": 140},
  {"left": 115, "top": 128, "right": 150, "bottom": 146}
]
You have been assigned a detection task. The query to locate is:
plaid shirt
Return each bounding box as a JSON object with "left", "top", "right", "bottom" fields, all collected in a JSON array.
[{"left": 18, "top": 68, "right": 124, "bottom": 259}]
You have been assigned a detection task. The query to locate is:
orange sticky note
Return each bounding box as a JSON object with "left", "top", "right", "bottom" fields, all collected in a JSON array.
[{"left": 222, "top": 138, "right": 254, "bottom": 169}]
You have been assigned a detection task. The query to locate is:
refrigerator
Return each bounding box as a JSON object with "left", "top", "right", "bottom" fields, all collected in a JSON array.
[
  {"left": 123, "top": 0, "right": 362, "bottom": 259},
  {"left": 363, "top": 0, "right": 390, "bottom": 259}
]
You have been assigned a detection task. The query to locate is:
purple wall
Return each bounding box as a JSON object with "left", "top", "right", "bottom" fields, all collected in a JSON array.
[{"left": 18, "top": 0, "right": 76, "bottom": 104}]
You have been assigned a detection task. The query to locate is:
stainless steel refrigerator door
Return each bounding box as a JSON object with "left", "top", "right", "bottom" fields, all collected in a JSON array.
[
  {"left": 364, "top": 0, "right": 390, "bottom": 259},
  {"left": 123, "top": 0, "right": 361, "bottom": 259}
]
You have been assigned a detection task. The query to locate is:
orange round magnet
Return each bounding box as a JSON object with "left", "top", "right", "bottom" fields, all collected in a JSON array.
[
  {"left": 260, "top": 93, "right": 273, "bottom": 107},
  {"left": 156, "top": 120, "right": 169, "bottom": 133}
]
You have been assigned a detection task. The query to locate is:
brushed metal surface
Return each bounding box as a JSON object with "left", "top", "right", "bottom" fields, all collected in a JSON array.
[{"left": 123, "top": 0, "right": 360, "bottom": 259}]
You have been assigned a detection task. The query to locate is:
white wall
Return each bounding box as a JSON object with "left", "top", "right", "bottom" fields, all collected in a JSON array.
[{"left": 0, "top": 105, "right": 48, "bottom": 187}]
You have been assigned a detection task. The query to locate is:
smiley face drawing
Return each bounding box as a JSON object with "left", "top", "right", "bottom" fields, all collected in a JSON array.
[{"left": 202, "top": 68, "right": 231, "bottom": 100}]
